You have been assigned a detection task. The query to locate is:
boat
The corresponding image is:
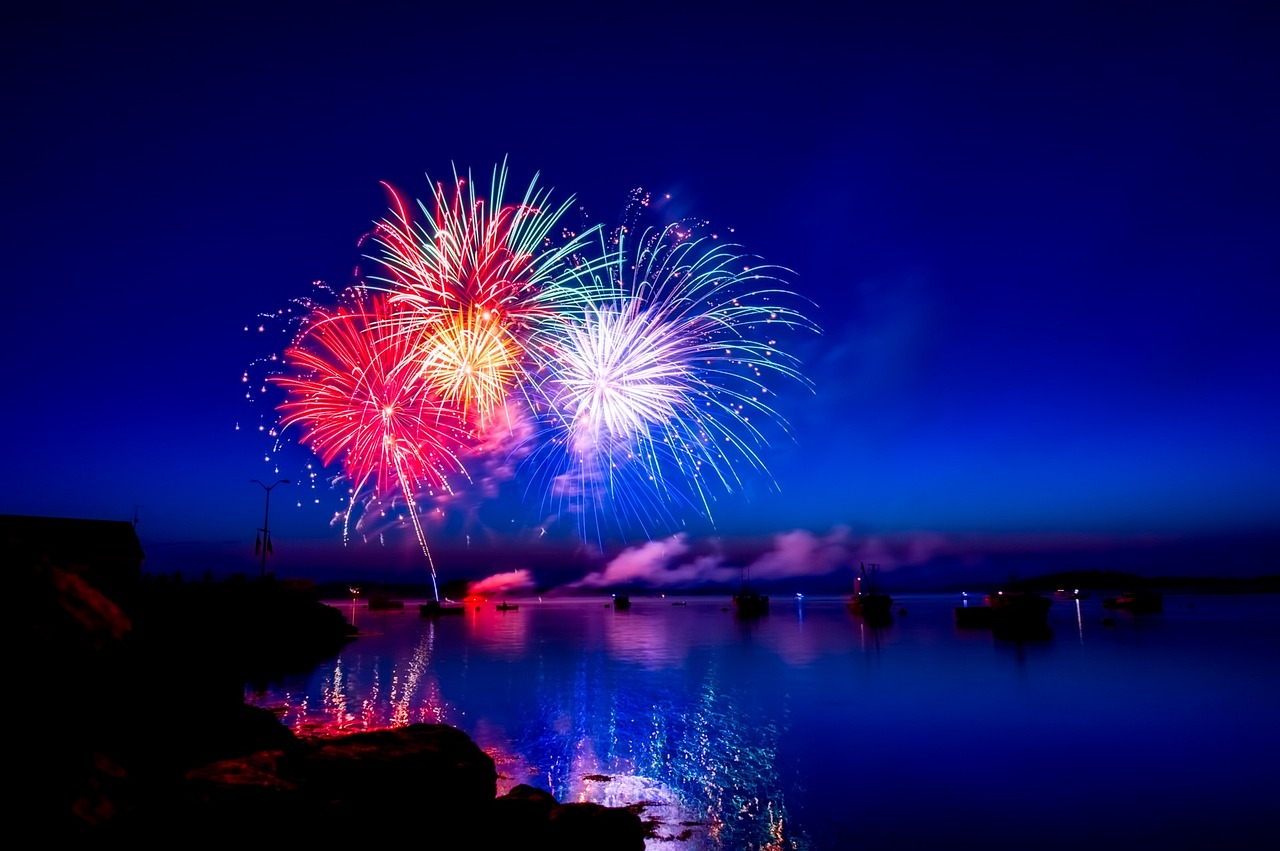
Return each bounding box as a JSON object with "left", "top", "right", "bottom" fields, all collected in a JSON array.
[
  {"left": 419, "top": 599, "right": 466, "bottom": 617},
  {"left": 986, "top": 589, "right": 1052, "bottom": 624},
  {"left": 1102, "top": 590, "right": 1163, "bottom": 613},
  {"left": 1053, "top": 588, "right": 1090, "bottom": 600},
  {"left": 848, "top": 562, "right": 893, "bottom": 621},
  {"left": 731, "top": 564, "right": 770, "bottom": 616},
  {"left": 611, "top": 594, "right": 631, "bottom": 610},
  {"left": 955, "top": 589, "right": 1052, "bottom": 637},
  {"left": 733, "top": 589, "right": 769, "bottom": 616},
  {"left": 848, "top": 593, "right": 893, "bottom": 620},
  {"left": 496, "top": 601, "right": 518, "bottom": 611},
  {"left": 732, "top": 587, "right": 769, "bottom": 617}
]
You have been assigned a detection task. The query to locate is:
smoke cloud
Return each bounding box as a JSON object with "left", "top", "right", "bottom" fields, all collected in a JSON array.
[
  {"left": 745, "top": 526, "right": 854, "bottom": 580},
  {"left": 567, "top": 534, "right": 734, "bottom": 589},
  {"left": 467, "top": 569, "right": 537, "bottom": 596},
  {"left": 454, "top": 526, "right": 1172, "bottom": 598},
  {"left": 564, "top": 525, "right": 862, "bottom": 591}
]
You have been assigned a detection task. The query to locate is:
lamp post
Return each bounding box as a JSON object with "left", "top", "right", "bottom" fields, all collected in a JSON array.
[{"left": 252, "top": 478, "right": 290, "bottom": 580}]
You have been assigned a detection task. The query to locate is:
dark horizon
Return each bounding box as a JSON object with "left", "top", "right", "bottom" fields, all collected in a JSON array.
[{"left": 138, "top": 526, "right": 1280, "bottom": 595}]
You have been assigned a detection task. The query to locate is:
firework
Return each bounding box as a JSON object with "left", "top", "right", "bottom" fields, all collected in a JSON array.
[
  {"left": 255, "top": 165, "right": 819, "bottom": 563},
  {"left": 269, "top": 286, "right": 471, "bottom": 599},
  {"left": 521, "top": 214, "right": 819, "bottom": 547},
  {"left": 365, "top": 158, "right": 610, "bottom": 425}
]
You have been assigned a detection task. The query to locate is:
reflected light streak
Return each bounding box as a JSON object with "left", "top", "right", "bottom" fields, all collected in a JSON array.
[{"left": 255, "top": 624, "right": 453, "bottom": 738}]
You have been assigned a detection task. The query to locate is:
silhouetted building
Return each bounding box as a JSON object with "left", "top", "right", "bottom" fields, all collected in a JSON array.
[{"left": 4, "top": 513, "right": 145, "bottom": 598}]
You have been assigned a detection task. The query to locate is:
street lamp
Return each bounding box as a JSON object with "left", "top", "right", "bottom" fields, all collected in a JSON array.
[{"left": 252, "top": 478, "right": 290, "bottom": 580}]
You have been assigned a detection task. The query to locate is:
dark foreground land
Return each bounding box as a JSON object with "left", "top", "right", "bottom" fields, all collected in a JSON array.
[{"left": 20, "top": 565, "right": 649, "bottom": 848}]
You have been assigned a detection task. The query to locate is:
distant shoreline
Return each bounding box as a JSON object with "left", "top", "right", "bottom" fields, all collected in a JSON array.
[{"left": 295, "top": 570, "right": 1280, "bottom": 602}]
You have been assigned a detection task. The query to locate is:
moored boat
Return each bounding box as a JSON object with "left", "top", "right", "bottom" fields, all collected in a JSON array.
[
  {"left": 848, "top": 563, "right": 893, "bottom": 621},
  {"left": 849, "top": 593, "right": 893, "bottom": 619},
  {"left": 956, "top": 589, "right": 1052, "bottom": 637},
  {"left": 733, "top": 588, "right": 769, "bottom": 616},
  {"left": 419, "top": 600, "right": 466, "bottom": 617},
  {"left": 729, "top": 563, "right": 770, "bottom": 616}
]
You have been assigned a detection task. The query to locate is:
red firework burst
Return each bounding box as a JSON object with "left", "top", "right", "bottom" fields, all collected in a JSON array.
[{"left": 270, "top": 286, "right": 471, "bottom": 521}]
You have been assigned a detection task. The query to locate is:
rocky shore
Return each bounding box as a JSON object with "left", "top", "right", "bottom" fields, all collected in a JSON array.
[{"left": 22, "top": 564, "right": 649, "bottom": 847}]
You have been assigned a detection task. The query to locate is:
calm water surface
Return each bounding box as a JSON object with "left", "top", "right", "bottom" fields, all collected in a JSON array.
[{"left": 245, "top": 592, "right": 1280, "bottom": 850}]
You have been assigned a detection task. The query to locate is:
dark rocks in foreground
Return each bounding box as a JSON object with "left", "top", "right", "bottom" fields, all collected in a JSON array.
[
  {"left": 21, "top": 563, "right": 647, "bottom": 848},
  {"left": 109, "top": 721, "right": 647, "bottom": 848}
]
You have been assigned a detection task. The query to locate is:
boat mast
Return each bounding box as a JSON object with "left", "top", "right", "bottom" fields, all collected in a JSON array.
[{"left": 861, "top": 562, "right": 880, "bottom": 596}]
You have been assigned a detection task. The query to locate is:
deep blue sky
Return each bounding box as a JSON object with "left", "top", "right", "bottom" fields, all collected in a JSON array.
[{"left": 3, "top": 2, "right": 1276, "bottom": 587}]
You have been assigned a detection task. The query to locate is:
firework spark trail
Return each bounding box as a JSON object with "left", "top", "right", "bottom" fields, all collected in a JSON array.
[
  {"left": 269, "top": 286, "right": 471, "bottom": 600},
  {"left": 364, "top": 158, "right": 611, "bottom": 426},
  {"left": 521, "top": 215, "right": 819, "bottom": 548}
]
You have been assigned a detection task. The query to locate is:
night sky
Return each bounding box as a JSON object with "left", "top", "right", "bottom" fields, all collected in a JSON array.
[{"left": 4, "top": 2, "right": 1277, "bottom": 589}]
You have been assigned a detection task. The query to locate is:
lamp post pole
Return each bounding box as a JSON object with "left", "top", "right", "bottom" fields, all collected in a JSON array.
[{"left": 252, "top": 479, "right": 290, "bottom": 580}]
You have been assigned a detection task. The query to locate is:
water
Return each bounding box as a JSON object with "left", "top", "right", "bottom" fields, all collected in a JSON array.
[{"left": 245, "top": 592, "right": 1280, "bottom": 849}]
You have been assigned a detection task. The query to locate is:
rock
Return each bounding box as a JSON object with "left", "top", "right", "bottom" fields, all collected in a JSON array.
[
  {"left": 490, "top": 782, "right": 559, "bottom": 838},
  {"left": 119, "top": 723, "right": 499, "bottom": 840},
  {"left": 485, "top": 784, "right": 650, "bottom": 849},
  {"left": 548, "top": 800, "right": 650, "bottom": 850},
  {"left": 19, "top": 560, "right": 648, "bottom": 848},
  {"left": 113, "top": 725, "right": 646, "bottom": 847}
]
